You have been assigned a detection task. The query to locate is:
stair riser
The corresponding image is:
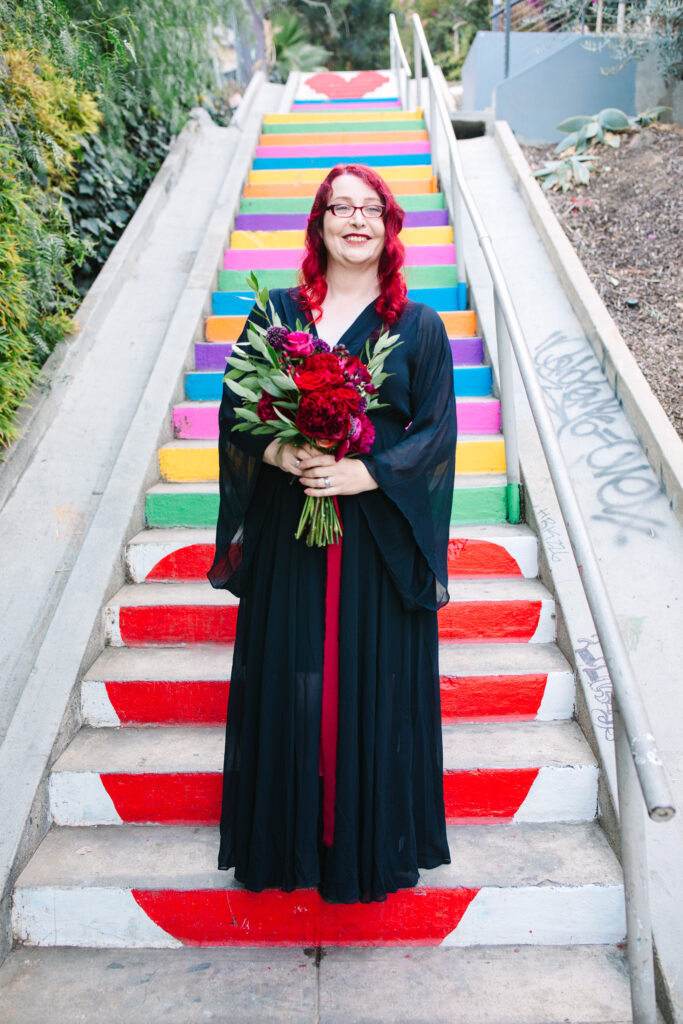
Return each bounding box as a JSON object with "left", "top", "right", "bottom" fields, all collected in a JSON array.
[
  {"left": 240, "top": 192, "right": 443, "bottom": 210},
  {"left": 104, "top": 599, "right": 555, "bottom": 647},
  {"left": 48, "top": 765, "right": 596, "bottom": 827},
  {"left": 158, "top": 439, "right": 506, "bottom": 481},
  {"left": 172, "top": 400, "right": 501, "bottom": 440},
  {"left": 12, "top": 884, "right": 624, "bottom": 948},
  {"left": 264, "top": 111, "right": 423, "bottom": 122},
  {"left": 82, "top": 672, "right": 573, "bottom": 727},
  {"left": 144, "top": 485, "right": 511, "bottom": 528},
  {"left": 229, "top": 226, "right": 450, "bottom": 250},
  {"left": 205, "top": 310, "right": 476, "bottom": 341},
  {"left": 127, "top": 535, "right": 534, "bottom": 582},
  {"left": 290, "top": 102, "right": 402, "bottom": 112},
  {"left": 218, "top": 264, "right": 457, "bottom": 289},
  {"left": 194, "top": 337, "right": 484, "bottom": 369},
  {"left": 254, "top": 142, "right": 431, "bottom": 158},
  {"left": 234, "top": 210, "right": 448, "bottom": 230},
  {"left": 222, "top": 246, "right": 455, "bottom": 271},
  {"left": 261, "top": 122, "right": 428, "bottom": 135},
  {"left": 260, "top": 130, "right": 430, "bottom": 144},
  {"left": 212, "top": 286, "right": 466, "bottom": 315},
  {"left": 249, "top": 166, "right": 434, "bottom": 184}
]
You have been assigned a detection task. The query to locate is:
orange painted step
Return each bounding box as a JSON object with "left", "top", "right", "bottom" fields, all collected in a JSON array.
[
  {"left": 205, "top": 310, "right": 477, "bottom": 342},
  {"left": 258, "top": 130, "right": 430, "bottom": 146},
  {"left": 244, "top": 179, "right": 439, "bottom": 198}
]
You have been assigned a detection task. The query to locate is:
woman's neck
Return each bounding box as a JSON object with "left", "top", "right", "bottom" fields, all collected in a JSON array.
[{"left": 323, "top": 262, "right": 380, "bottom": 307}]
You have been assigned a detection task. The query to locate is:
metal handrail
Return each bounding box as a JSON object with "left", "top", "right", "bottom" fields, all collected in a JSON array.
[
  {"left": 392, "top": 14, "right": 676, "bottom": 1024},
  {"left": 389, "top": 14, "right": 411, "bottom": 110}
]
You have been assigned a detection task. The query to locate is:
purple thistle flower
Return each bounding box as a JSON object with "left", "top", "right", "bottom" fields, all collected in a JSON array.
[
  {"left": 313, "top": 339, "right": 331, "bottom": 353},
  {"left": 266, "top": 325, "right": 289, "bottom": 351}
]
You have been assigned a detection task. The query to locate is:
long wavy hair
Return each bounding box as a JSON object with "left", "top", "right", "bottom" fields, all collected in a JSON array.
[{"left": 298, "top": 164, "right": 408, "bottom": 326}]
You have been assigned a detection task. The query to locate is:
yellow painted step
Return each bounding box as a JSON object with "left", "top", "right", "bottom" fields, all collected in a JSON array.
[
  {"left": 244, "top": 179, "right": 439, "bottom": 197},
  {"left": 159, "top": 437, "right": 505, "bottom": 482},
  {"left": 264, "top": 110, "right": 424, "bottom": 124},
  {"left": 249, "top": 166, "right": 433, "bottom": 185},
  {"left": 259, "top": 130, "right": 429, "bottom": 146},
  {"left": 229, "top": 226, "right": 453, "bottom": 250},
  {"left": 206, "top": 310, "right": 477, "bottom": 342}
]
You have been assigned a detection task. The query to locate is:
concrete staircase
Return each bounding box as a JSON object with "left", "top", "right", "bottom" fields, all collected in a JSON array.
[{"left": 8, "top": 70, "right": 634, "bottom": 1021}]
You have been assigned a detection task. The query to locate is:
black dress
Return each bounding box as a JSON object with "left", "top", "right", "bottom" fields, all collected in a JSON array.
[{"left": 208, "top": 287, "right": 458, "bottom": 903}]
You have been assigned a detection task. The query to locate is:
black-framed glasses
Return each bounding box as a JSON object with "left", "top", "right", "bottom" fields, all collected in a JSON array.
[{"left": 325, "top": 203, "right": 385, "bottom": 219}]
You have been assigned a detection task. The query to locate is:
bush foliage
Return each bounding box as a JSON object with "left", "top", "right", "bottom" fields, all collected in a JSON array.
[{"left": 0, "top": 0, "right": 232, "bottom": 446}]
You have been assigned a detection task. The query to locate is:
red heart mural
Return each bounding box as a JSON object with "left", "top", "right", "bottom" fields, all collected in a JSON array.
[{"left": 305, "top": 71, "right": 390, "bottom": 100}]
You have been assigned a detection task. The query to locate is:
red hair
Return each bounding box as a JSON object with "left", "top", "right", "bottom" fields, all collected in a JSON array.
[{"left": 297, "top": 164, "right": 408, "bottom": 326}]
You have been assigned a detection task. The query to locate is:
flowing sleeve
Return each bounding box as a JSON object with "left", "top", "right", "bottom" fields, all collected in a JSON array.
[
  {"left": 207, "top": 302, "right": 274, "bottom": 595},
  {"left": 358, "top": 305, "right": 457, "bottom": 611}
]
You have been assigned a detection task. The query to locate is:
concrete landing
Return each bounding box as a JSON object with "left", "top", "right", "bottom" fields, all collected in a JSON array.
[
  {"left": 456, "top": 132, "right": 683, "bottom": 1020},
  {"left": 0, "top": 945, "right": 639, "bottom": 1024}
]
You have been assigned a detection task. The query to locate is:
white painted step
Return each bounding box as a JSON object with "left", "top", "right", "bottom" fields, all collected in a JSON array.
[
  {"left": 81, "top": 641, "right": 574, "bottom": 726},
  {"left": 12, "top": 822, "right": 624, "bottom": 949},
  {"left": 125, "top": 522, "right": 538, "bottom": 582},
  {"left": 48, "top": 721, "right": 597, "bottom": 826},
  {"left": 0, "top": 944, "right": 637, "bottom": 1024},
  {"left": 103, "top": 579, "right": 557, "bottom": 646}
]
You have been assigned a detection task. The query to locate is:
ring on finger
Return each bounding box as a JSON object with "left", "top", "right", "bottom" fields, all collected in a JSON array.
[{"left": 324, "top": 477, "right": 331, "bottom": 488}]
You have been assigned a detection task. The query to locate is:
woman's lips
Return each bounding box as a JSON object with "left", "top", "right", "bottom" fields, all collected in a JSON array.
[{"left": 343, "top": 233, "right": 371, "bottom": 244}]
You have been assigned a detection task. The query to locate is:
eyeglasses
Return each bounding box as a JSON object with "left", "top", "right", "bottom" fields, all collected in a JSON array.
[{"left": 325, "top": 203, "right": 385, "bottom": 219}]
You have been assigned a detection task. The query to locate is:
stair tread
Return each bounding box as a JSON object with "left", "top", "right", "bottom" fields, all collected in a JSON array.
[
  {"left": 15, "top": 821, "right": 622, "bottom": 889},
  {"left": 0, "top": 945, "right": 634, "bottom": 1024},
  {"left": 106, "top": 578, "right": 554, "bottom": 607},
  {"left": 145, "top": 475, "right": 509, "bottom": 496},
  {"left": 84, "top": 641, "right": 572, "bottom": 681},
  {"left": 160, "top": 435, "right": 503, "bottom": 450},
  {"left": 52, "top": 720, "right": 594, "bottom": 773},
  {"left": 174, "top": 395, "right": 500, "bottom": 410},
  {"left": 127, "top": 522, "right": 537, "bottom": 547}
]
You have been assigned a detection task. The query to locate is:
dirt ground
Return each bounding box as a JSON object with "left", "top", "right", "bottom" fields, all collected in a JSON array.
[{"left": 521, "top": 125, "right": 683, "bottom": 438}]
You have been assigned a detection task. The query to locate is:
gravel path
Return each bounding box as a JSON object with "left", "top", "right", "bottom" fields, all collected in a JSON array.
[{"left": 521, "top": 125, "right": 683, "bottom": 438}]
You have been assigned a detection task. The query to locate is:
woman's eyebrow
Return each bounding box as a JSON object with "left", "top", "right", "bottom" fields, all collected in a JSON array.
[{"left": 330, "top": 195, "right": 381, "bottom": 202}]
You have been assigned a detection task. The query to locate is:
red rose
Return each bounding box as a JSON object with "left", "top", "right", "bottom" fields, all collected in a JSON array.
[
  {"left": 295, "top": 390, "right": 350, "bottom": 442},
  {"left": 334, "top": 385, "right": 363, "bottom": 414},
  {"left": 293, "top": 353, "right": 346, "bottom": 392},
  {"left": 342, "top": 355, "right": 372, "bottom": 386},
  {"left": 284, "top": 331, "right": 315, "bottom": 357},
  {"left": 348, "top": 414, "right": 375, "bottom": 455}
]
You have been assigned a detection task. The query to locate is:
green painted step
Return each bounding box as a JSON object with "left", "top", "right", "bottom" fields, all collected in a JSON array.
[
  {"left": 239, "top": 193, "right": 446, "bottom": 214},
  {"left": 261, "top": 119, "right": 427, "bottom": 134},
  {"left": 218, "top": 265, "right": 458, "bottom": 292},
  {"left": 145, "top": 481, "right": 511, "bottom": 529}
]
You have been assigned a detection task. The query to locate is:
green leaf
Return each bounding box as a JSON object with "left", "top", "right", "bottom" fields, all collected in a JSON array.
[
  {"left": 235, "top": 407, "right": 263, "bottom": 422},
  {"left": 556, "top": 115, "right": 593, "bottom": 133},
  {"left": 270, "top": 370, "right": 299, "bottom": 391},
  {"left": 555, "top": 133, "right": 579, "bottom": 155},
  {"left": 598, "top": 108, "right": 630, "bottom": 131},
  {"left": 260, "top": 378, "right": 286, "bottom": 399},
  {"left": 225, "top": 379, "right": 261, "bottom": 402}
]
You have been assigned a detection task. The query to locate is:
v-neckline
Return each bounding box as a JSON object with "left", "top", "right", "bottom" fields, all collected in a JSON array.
[{"left": 307, "top": 296, "right": 382, "bottom": 352}]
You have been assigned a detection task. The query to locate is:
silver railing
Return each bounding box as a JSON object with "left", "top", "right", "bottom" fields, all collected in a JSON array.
[{"left": 390, "top": 15, "right": 676, "bottom": 1024}]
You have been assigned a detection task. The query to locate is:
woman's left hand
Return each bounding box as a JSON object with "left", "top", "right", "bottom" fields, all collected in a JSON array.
[{"left": 297, "top": 443, "right": 378, "bottom": 496}]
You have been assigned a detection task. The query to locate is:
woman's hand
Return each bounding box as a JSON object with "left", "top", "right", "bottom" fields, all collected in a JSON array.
[
  {"left": 298, "top": 447, "right": 378, "bottom": 497},
  {"left": 263, "top": 439, "right": 307, "bottom": 475}
]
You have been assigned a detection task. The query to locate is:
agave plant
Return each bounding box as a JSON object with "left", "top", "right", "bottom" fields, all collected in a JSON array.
[
  {"left": 270, "top": 10, "right": 331, "bottom": 81},
  {"left": 555, "top": 105, "right": 670, "bottom": 155},
  {"left": 533, "top": 154, "right": 597, "bottom": 192}
]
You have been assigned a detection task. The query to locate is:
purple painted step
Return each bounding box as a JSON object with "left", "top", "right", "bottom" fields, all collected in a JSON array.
[
  {"left": 292, "top": 101, "right": 402, "bottom": 111},
  {"left": 174, "top": 396, "right": 500, "bottom": 437},
  {"left": 224, "top": 246, "right": 455, "bottom": 270},
  {"left": 235, "top": 210, "right": 449, "bottom": 231},
  {"left": 255, "top": 141, "right": 430, "bottom": 159},
  {"left": 194, "top": 337, "right": 484, "bottom": 371}
]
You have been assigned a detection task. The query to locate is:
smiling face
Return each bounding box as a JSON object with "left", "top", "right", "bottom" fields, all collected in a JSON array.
[{"left": 321, "top": 173, "right": 386, "bottom": 272}]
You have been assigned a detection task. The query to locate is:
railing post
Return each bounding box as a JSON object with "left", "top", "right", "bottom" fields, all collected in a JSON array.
[
  {"left": 414, "top": 25, "right": 422, "bottom": 111},
  {"left": 613, "top": 702, "right": 658, "bottom": 1024},
  {"left": 504, "top": 0, "right": 511, "bottom": 77},
  {"left": 493, "top": 291, "right": 521, "bottom": 522}
]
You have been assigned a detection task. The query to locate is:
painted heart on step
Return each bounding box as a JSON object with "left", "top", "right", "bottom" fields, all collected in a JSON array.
[{"left": 304, "top": 71, "right": 390, "bottom": 99}]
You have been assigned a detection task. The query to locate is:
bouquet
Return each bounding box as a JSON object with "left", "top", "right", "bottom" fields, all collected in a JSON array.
[{"left": 224, "top": 274, "right": 403, "bottom": 547}]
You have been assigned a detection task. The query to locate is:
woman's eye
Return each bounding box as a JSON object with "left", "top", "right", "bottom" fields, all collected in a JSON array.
[
  {"left": 335, "top": 205, "right": 352, "bottom": 215},
  {"left": 365, "top": 206, "right": 383, "bottom": 217}
]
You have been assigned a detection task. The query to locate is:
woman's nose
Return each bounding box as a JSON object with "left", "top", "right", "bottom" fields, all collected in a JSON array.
[{"left": 349, "top": 208, "right": 367, "bottom": 227}]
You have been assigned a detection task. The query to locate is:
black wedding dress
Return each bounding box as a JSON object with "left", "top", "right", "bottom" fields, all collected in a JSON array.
[{"left": 208, "top": 287, "right": 458, "bottom": 903}]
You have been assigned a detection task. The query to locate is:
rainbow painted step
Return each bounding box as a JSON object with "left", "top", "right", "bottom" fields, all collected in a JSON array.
[
  {"left": 81, "top": 643, "right": 574, "bottom": 728},
  {"left": 12, "top": 822, "right": 624, "bottom": 948},
  {"left": 47, "top": 721, "right": 596, "bottom": 827},
  {"left": 263, "top": 110, "right": 425, "bottom": 122},
  {"left": 143, "top": 476, "right": 513, "bottom": 529},
  {"left": 158, "top": 436, "right": 506, "bottom": 480},
  {"left": 172, "top": 397, "right": 501, "bottom": 439},
  {"left": 243, "top": 179, "right": 439, "bottom": 198},
  {"left": 103, "top": 579, "right": 554, "bottom": 647},
  {"left": 261, "top": 120, "right": 428, "bottom": 134},
  {"left": 248, "top": 166, "right": 434, "bottom": 185},
  {"left": 239, "top": 192, "right": 445, "bottom": 212},
  {"left": 223, "top": 244, "right": 455, "bottom": 268},
  {"left": 234, "top": 210, "right": 449, "bottom": 230},
  {"left": 211, "top": 285, "right": 464, "bottom": 315},
  {"left": 204, "top": 310, "right": 476, "bottom": 342},
  {"left": 228, "top": 226, "right": 451, "bottom": 249},
  {"left": 125, "top": 524, "right": 536, "bottom": 583},
  {"left": 218, "top": 264, "right": 459, "bottom": 289},
  {"left": 259, "top": 130, "right": 430, "bottom": 146},
  {"left": 194, "top": 335, "right": 484, "bottom": 370}
]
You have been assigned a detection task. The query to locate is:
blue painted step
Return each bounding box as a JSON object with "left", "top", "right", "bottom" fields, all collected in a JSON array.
[
  {"left": 212, "top": 287, "right": 467, "bottom": 316},
  {"left": 252, "top": 154, "right": 431, "bottom": 169},
  {"left": 185, "top": 366, "right": 492, "bottom": 401}
]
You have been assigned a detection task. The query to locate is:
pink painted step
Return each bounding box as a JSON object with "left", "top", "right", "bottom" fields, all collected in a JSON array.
[
  {"left": 223, "top": 245, "right": 455, "bottom": 270},
  {"left": 255, "top": 141, "right": 431, "bottom": 159},
  {"left": 172, "top": 397, "right": 501, "bottom": 439}
]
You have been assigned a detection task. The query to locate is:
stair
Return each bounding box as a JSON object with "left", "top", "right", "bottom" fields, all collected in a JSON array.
[{"left": 8, "top": 68, "right": 630, "bottom": 1021}]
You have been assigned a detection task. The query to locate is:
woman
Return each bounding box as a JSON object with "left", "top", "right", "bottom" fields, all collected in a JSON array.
[{"left": 208, "top": 164, "right": 457, "bottom": 904}]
